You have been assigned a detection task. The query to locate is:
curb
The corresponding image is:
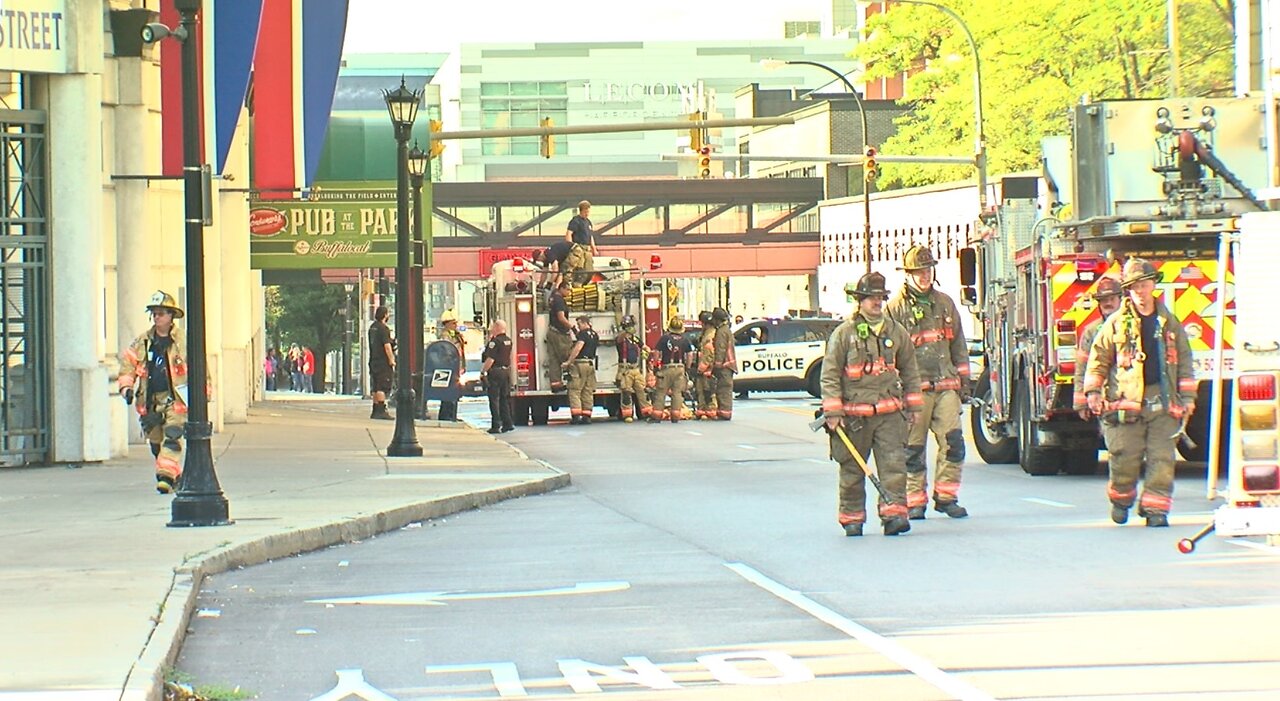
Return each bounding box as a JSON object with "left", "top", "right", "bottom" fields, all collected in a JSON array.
[{"left": 121, "top": 471, "right": 571, "bottom": 701}]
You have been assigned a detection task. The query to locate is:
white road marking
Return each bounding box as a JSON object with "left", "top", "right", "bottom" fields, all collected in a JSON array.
[
  {"left": 1227, "top": 540, "right": 1280, "bottom": 554},
  {"left": 686, "top": 430, "right": 703, "bottom": 436},
  {"left": 737, "top": 444, "right": 757, "bottom": 450},
  {"left": 726, "top": 562, "right": 996, "bottom": 701},
  {"left": 807, "top": 458, "right": 829, "bottom": 465},
  {"left": 309, "top": 581, "right": 631, "bottom": 607},
  {"left": 1022, "top": 497, "right": 1075, "bottom": 508}
]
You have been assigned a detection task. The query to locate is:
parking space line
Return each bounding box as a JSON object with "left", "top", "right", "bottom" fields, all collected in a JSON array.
[{"left": 725, "top": 562, "right": 996, "bottom": 701}]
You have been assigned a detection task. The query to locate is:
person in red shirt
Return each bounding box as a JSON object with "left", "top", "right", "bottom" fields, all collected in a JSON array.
[{"left": 302, "top": 346, "right": 316, "bottom": 393}]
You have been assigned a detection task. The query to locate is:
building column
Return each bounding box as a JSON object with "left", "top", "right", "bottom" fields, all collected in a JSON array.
[
  {"left": 218, "top": 110, "right": 253, "bottom": 423},
  {"left": 48, "top": 70, "right": 110, "bottom": 463}
]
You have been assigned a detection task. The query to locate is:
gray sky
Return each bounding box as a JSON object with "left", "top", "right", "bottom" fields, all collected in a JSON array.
[{"left": 343, "top": 0, "right": 834, "bottom": 54}]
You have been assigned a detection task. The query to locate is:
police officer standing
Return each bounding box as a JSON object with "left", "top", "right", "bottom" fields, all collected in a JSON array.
[
  {"left": 481, "top": 319, "right": 515, "bottom": 434},
  {"left": 1084, "top": 259, "right": 1195, "bottom": 527},
  {"left": 695, "top": 310, "right": 718, "bottom": 419},
  {"left": 615, "top": 315, "right": 651, "bottom": 422},
  {"left": 438, "top": 310, "right": 466, "bottom": 422},
  {"left": 710, "top": 307, "right": 736, "bottom": 420},
  {"left": 546, "top": 279, "right": 574, "bottom": 392},
  {"left": 117, "top": 291, "right": 191, "bottom": 494},
  {"left": 821, "top": 272, "right": 923, "bottom": 537},
  {"left": 1073, "top": 276, "right": 1123, "bottom": 419},
  {"left": 564, "top": 315, "right": 600, "bottom": 424},
  {"left": 652, "top": 317, "right": 695, "bottom": 423},
  {"left": 886, "top": 244, "right": 971, "bottom": 520}
]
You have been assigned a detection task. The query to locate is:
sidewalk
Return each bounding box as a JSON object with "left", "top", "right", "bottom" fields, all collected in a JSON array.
[{"left": 0, "top": 396, "right": 568, "bottom": 701}]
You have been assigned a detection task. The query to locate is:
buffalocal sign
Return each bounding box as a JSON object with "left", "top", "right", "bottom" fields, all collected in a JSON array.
[{"left": 248, "top": 194, "right": 432, "bottom": 270}]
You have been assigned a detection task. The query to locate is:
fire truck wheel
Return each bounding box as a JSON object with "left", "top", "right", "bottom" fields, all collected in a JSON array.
[
  {"left": 1015, "top": 379, "right": 1063, "bottom": 476},
  {"left": 970, "top": 371, "right": 1018, "bottom": 464}
]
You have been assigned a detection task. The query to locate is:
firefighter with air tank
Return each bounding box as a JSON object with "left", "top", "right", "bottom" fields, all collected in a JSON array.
[
  {"left": 709, "top": 307, "right": 736, "bottom": 420},
  {"left": 885, "top": 244, "right": 971, "bottom": 520},
  {"left": 695, "top": 310, "right": 719, "bottom": 419}
]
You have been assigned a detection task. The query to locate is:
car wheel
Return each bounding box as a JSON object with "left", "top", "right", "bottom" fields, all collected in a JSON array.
[{"left": 806, "top": 362, "right": 822, "bottom": 398}]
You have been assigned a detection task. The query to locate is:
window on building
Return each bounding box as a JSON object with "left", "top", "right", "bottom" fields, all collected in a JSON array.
[
  {"left": 480, "top": 81, "right": 568, "bottom": 157},
  {"left": 784, "top": 21, "right": 821, "bottom": 39}
]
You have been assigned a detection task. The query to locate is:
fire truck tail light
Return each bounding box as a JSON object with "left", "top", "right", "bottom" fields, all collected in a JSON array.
[
  {"left": 1242, "top": 464, "right": 1280, "bottom": 493},
  {"left": 1238, "top": 373, "right": 1276, "bottom": 401},
  {"left": 1241, "top": 435, "right": 1277, "bottom": 460},
  {"left": 1075, "top": 258, "right": 1109, "bottom": 278},
  {"left": 516, "top": 300, "right": 532, "bottom": 313},
  {"left": 645, "top": 296, "right": 661, "bottom": 310},
  {"left": 1240, "top": 405, "right": 1278, "bottom": 431},
  {"left": 1058, "top": 361, "right": 1075, "bottom": 376},
  {"left": 1055, "top": 319, "right": 1077, "bottom": 347}
]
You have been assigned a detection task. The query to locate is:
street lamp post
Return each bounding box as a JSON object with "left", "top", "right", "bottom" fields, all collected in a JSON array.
[
  {"left": 343, "top": 283, "right": 354, "bottom": 395},
  {"left": 384, "top": 79, "right": 424, "bottom": 457},
  {"left": 896, "top": 0, "right": 988, "bottom": 214},
  {"left": 407, "top": 143, "right": 428, "bottom": 419},
  {"left": 145, "top": 0, "right": 231, "bottom": 527},
  {"left": 762, "top": 58, "right": 874, "bottom": 272}
]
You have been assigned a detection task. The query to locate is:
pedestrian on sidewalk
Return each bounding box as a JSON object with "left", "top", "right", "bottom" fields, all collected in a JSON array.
[
  {"left": 117, "top": 290, "right": 190, "bottom": 494},
  {"left": 264, "top": 348, "right": 277, "bottom": 392},
  {"left": 302, "top": 345, "right": 316, "bottom": 393},
  {"left": 481, "top": 319, "right": 515, "bottom": 434},
  {"left": 368, "top": 306, "right": 395, "bottom": 420},
  {"left": 288, "top": 344, "right": 304, "bottom": 391}
]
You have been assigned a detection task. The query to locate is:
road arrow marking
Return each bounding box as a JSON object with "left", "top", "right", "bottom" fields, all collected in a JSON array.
[{"left": 308, "top": 581, "right": 630, "bottom": 607}]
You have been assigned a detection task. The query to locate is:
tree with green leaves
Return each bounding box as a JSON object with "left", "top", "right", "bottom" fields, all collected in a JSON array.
[
  {"left": 265, "top": 284, "right": 349, "bottom": 393},
  {"left": 857, "top": 0, "right": 1235, "bottom": 188}
]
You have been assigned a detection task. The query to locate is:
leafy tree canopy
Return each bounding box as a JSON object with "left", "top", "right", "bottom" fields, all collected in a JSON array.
[
  {"left": 856, "top": 0, "right": 1235, "bottom": 188},
  {"left": 265, "top": 284, "right": 348, "bottom": 354}
]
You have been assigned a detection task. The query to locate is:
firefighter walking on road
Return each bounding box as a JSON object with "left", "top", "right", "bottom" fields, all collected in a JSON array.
[
  {"left": 695, "top": 310, "right": 718, "bottom": 419},
  {"left": 1073, "top": 276, "right": 1124, "bottom": 419},
  {"left": 710, "top": 307, "right": 736, "bottom": 420},
  {"left": 652, "top": 317, "right": 695, "bottom": 423},
  {"left": 564, "top": 315, "right": 600, "bottom": 424},
  {"left": 822, "top": 272, "right": 923, "bottom": 537},
  {"left": 1084, "top": 258, "right": 1195, "bottom": 528},
  {"left": 117, "top": 291, "right": 191, "bottom": 494},
  {"left": 886, "top": 244, "right": 971, "bottom": 520},
  {"left": 615, "top": 315, "right": 651, "bottom": 422}
]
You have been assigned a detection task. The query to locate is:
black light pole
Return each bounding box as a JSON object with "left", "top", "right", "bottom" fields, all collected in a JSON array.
[
  {"left": 407, "top": 143, "right": 429, "bottom": 419},
  {"left": 143, "top": 0, "right": 231, "bottom": 527},
  {"left": 384, "top": 79, "right": 423, "bottom": 457},
  {"left": 342, "top": 283, "right": 354, "bottom": 395},
  {"left": 776, "top": 59, "right": 874, "bottom": 273}
]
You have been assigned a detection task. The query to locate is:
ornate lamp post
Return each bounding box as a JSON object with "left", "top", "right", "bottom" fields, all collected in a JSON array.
[
  {"left": 384, "top": 79, "right": 423, "bottom": 457},
  {"left": 406, "top": 143, "right": 428, "bottom": 418},
  {"left": 142, "top": 0, "right": 232, "bottom": 527}
]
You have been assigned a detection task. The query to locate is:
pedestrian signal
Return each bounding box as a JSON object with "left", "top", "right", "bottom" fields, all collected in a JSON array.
[{"left": 698, "top": 147, "right": 712, "bottom": 178}]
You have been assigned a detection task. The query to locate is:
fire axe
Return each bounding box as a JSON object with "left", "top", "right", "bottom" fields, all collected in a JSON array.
[{"left": 809, "top": 414, "right": 897, "bottom": 503}]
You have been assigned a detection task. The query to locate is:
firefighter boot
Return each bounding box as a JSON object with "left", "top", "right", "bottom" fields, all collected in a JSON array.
[
  {"left": 1111, "top": 505, "right": 1130, "bottom": 525},
  {"left": 156, "top": 475, "right": 176, "bottom": 495},
  {"left": 842, "top": 523, "right": 864, "bottom": 537},
  {"left": 934, "top": 500, "right": 969, "bottom": 519},
  {"left": 908, "top": 506, "right": 927, "bottom": 520},
  {"left": 1145, "top": 513, "right": 1169, "bottom": 528},
  {"left": 882, "top": 517, "right": 911, "bottom": 536},
  {"left": 371, "top": 402, "right": 393, "bottom": 420}
]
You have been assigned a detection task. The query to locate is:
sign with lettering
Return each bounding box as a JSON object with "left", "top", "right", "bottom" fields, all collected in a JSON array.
[
  {"left": 479, "top": 248, "right": 533, "bottom": 277},
  {"left": 0, "top": 1, "right": 68, "bottom": 74},
  {"left": 249, "top": 193, "right": 432, "bottom": 270}
]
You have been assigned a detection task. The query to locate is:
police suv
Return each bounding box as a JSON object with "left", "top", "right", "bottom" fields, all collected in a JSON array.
[{"left": 733, "top": 317, "right": 840, "bottom": 397}]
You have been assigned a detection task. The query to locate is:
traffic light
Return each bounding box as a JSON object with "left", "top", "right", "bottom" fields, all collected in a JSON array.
[
  {"left": 687, "top": 111, "right": 704, "bottom": 152},
  {"left": 863, "top": 145, "right": 879, "bottom": 182},
  {"left": 540, "top": 117, "right": 555, "bottom": 159},
  {"left": 698, "top": 146, "right": 712, "bottom": 178},
  {"left": 428, "top": 119, "right": 444, "bottom": 159}
]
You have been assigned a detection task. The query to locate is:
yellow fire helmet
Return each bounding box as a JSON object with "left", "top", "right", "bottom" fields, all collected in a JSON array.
[{"left": 146, "top": 290, "right": 184, "bottom": 318}]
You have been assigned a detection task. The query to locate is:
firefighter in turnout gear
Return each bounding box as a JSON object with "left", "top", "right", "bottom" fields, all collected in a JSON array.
[
  {"left": 886, "top": 244, "right": 971, "bottom": 519},
  {"left": 615, "top": 315, "right": 651, "bottom": 422},
  {"left": 710, "top": 307, "right": 736, "bottom": 419},
  {"left": 117, "top": 291, "right": 190, "bottom": 494},
  {"left": 695, "top": 310, "right": 719, "bottom": 419},
  {"left": 652, "top": 317, "right": 696, "bottom": 422},
  {"left": 822, "top": 272, "right": 924, "bottom": 537},
  {"left": 1084, "top": 259, "right": 1195, "bottom": 527},
  {"left": 564, "top": 315, "right": 600, "bottom": 424},
  {"left": 1073, "top": 276, "right": 1124, "bottom": 419},
  {"left": 438, "top": 310, "right": 466, "bottom": 422}
]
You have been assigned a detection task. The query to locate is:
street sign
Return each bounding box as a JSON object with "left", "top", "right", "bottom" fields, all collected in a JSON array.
[{"left": 249, "top": 199, "right": 400, "bottom": 269}]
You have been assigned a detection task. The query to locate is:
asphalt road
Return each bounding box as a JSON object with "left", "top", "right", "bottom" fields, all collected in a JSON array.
[{"left": 177, "top": 393, "right": 1280, "bottom": 700}]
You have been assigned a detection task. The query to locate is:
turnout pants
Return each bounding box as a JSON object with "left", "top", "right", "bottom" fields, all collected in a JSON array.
[
  {"left": 1101, "top": 384, "right": 1179, "bottom": 515},
  {"left": 655, "top": 365, "right": 687, "bottom": 420},
  {"left": 142, "top": 392, "right": 186, "bottom": 483},
  {"left": 695, "top": 375, "right": 718, "bottom": 418},
  {"left": 905, "top": 390, "right": 966, "bottom": 508},
  {"left": 487, "top": 367, "right": 513, "bottom": 430},
  {"left": 568, "top": 359, "right": 597, "bottom": 418},
  {"left": 830, "top": 414, "right": 909, "bottom": 525},
  {"left": 616, "top": 364, "right": 651, "bottom": 419},
  {"left": 712, "top": 367, "right": 734, "bottom": 419},
  {"left": 545, "top": 328, "right": 574, "bottom": 389},
  {"left": 563, "top": 244, "right": 595, "bottom": 285}
]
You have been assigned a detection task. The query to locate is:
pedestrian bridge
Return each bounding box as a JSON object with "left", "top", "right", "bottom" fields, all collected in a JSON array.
[{"left": 422, "top": 177, "right": 823, "bottom": 279}]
